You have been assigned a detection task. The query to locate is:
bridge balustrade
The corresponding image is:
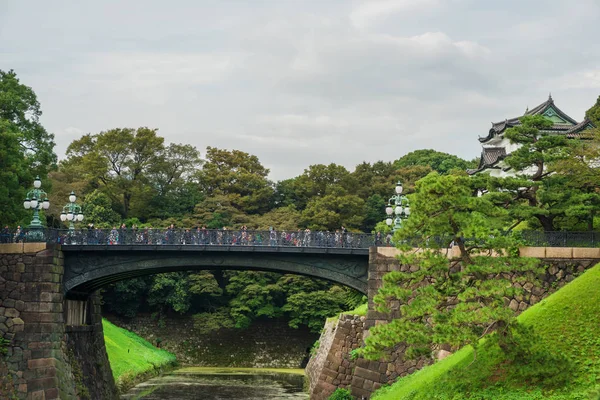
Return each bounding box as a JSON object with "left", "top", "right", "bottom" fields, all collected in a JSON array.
[
  {"left": 1, "top": 228, "right": 377, "bottom": 249},
  {"left": 3, "top": 228, "right": 600, "bottom": 248}
]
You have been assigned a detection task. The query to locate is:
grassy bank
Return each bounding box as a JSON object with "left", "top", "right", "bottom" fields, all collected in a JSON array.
[
  {"left": 103, "top": 319, "right": 177, "bottom": 392},
  {"left": 326, "top": 302, "right": 368, "bottom": 325},
  {"left": 373, "top": 263, "right": 600, "bottom": 399}
]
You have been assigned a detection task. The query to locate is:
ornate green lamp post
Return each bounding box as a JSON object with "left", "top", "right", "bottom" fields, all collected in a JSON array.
[
  {"left": 23, "top": 176, "right": 50, "bottom": 229},
  {"left": 60, "top": 191, "right": 84, "bottom": 231},
  {"left": 385, "top": 181, "right": 410, "bottom": 232}
]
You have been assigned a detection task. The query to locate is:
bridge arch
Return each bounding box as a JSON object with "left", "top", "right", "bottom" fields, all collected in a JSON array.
[{"left": 62, "top": 245, "right": 369, "bottom": 298}]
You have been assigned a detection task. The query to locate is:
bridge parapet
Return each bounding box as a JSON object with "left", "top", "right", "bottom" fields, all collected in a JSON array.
[
  {"left": 2, "top": 228, "right": 376, "bottom": 249},
  {"left": 377, "top": 246, "right": 600, "bottom": 259}
]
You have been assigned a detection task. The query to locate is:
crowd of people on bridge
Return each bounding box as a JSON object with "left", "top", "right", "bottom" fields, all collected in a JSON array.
[
  {"left": 1, "top": 225, "right": 25, "bottom": 243},
  {"left": 1, "top": 223, "right": 396, "bottom": 248},
  {"left": 79, "top": 224, "right": 371, "bottom": 248},
  {"left": 0, "top": 223, "right": 380, "bottom": 248}
]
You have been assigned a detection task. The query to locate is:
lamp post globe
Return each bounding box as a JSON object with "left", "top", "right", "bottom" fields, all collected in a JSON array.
[
  {"left": 395, "top": 182, "right": 403, "bottom": 194},
  {"left": 61, "top": 191, "right": 84, "bottom": 231},
  {"left": 384, "top": 181, "right": 411, "bottom": 233},
  {"left": 23, "top": 176, "right": 49, "bottom": 232}
]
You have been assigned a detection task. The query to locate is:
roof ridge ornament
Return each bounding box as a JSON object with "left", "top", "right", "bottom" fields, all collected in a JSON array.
[{"left": 549, "top": 92, "right": 553, "bottom": 101}]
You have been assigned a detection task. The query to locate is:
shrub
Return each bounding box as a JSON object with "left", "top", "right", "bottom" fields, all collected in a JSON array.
[{"left": 328, "top": 387, "right": 353, "bottom": 400}]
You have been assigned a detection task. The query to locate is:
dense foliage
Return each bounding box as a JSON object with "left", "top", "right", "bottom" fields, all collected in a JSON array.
[
  {"left": 585, "top": 95, "right": 600, "bottom": 127},
  {"left": 372, "top": 263, "right": 600, "bottom": 399},
  {"left": 328, "top": 388, "right": 354, "bottom": 400},
  {"left": 6, "top": 68, "right": 600, "bottom": 346},
  {"left": 394, "top": 149, "right": 477, "bottom": 174},
  {"left": 0, "top": 69, "right": 56, "bottom": 226},
  {"left": 487, "top": 115, "right": 600, "bottom": 231},
  {"left": 360, "top": 172, "right": 541, "bottom": 360},
  {"left": 102, "top": 271, "right": 362, "bottom": 333}
]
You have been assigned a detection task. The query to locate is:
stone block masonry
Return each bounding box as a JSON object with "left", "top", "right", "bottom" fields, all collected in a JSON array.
[
  {"left": 307, "top": 314, "right": 364, "bottom": 400},
  {"left": 0, "top": 243, "right": 118, "bottom": 399},
  {"left": 308, "top": 246, "right": 600, "bottom": 399},
  {"left": 108, "top": 313, "right": 318, "bottom": 369}
]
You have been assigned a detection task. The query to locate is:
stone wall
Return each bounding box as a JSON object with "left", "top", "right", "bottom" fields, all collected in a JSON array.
[
  {"left": 107, "top": 314, "right": 318, "bottom": 369},
  {"left": 65, "top": 294, "right": 118, "bottom": 399},
  {"left": 308, "top": 314, "right": 364, "bottom": 400},
  {"left": 0, "top": 243, "right": 118, "bottom": 400},
  {"left": 306, "top": 318, "right": 337, "bottom": 395},
  {"left": 366, "top": 248, "right": 600, "bottom": 330},
  {"left": 308, "top": 246, "right": 600, "bottom": 399}
]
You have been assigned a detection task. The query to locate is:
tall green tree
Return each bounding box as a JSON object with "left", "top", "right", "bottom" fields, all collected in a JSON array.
[
  {"left": 300, "top": 190, "right": 365, "bottom": 231},
  {"left": 585, "top": 95, "right": 600, "bottom": 127},
  {"left": 81, "top": 190, "right": 122, "bottom": 227},
  {"left": 62, "top": 128, "right": 203, "bottom": 221},
  {"left": 146, "top": 143, "right": 203, "bottom": 219},
  {"left": 278, "top": 164, "right": 357, "bottom": 211},
  {"left": 0, "top": 70, "right": 56, "bottom": 225},
  {"left": 64, "top": 127, "right": 165, "bottom": 217},
  {"left": 226, "top": 271, "right": 285, "bottom": 329},
  {"left": 394, "top": 149, "right": 475, "bottom": 174},
  {"left": 491, "top": 115, "right": 600, "bottom": 231},
  {"left": 362, "top": 194, "right": 387, "bottom": 232},
  {"left": 361, "top": 172, "right": 540, "bottom": 360},
  {"left": 191, "top": 194, "right": 250, "bottom": 228},
  {"left": 351, "top": 161, "right": 397, "bottom": 200},
  {"left": 196, "top": 147, "right": 274, "bottom": 214},
  {"left": 283, "top": 286, "right": 354, "bottom": 332},
  {"left": 0, "top": 128, "right": 28, "bottom": 225},
  {"left": 0, "top": 69, "right": 56, "bottom": 173},
  {"left": 548, "top": 129, "right": 600, "bottom": 230}
]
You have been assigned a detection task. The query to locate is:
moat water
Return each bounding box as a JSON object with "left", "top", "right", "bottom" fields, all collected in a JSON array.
[{"left": 121, "top": 367, "right": 308, "bottom": 399}]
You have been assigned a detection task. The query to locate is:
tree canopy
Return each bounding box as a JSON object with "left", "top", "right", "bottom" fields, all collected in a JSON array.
[
  {"left": 394, "top": 149, "right": 477, "bottom": 174},
  {"left": 585, "top": 95, "right": 600, "bottom": 127},
  {"left": 361, "top": 172, "right": 541, "bottom": 360},
  {"left": 0, "top": 69, "right": 56, "bottom": 226},
  {"left": 488, "top": 115, "right": 600, "bottom": 231}
]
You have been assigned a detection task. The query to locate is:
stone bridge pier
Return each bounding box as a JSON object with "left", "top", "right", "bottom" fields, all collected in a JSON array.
[
  {"left": 0, "top": 243, "right": 118, "bottom": 399},
  {"left": 0, "top": 240, "right": 370, "bottom": 399}
]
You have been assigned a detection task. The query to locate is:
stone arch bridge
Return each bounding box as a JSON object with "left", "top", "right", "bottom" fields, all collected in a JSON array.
[
  {"left": 3, "top": 228, "right": 600, "bottom": 399},
  {"left": 63, "top": 244, "right": 370, "bottom": 298},
  {"left": 53, "top": 228, "right": 374, "bottom": 298}
]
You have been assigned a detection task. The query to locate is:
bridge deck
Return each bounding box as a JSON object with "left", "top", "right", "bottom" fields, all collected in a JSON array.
[{"left": 61, "top": 244, "right": 370, "bottom": 255}]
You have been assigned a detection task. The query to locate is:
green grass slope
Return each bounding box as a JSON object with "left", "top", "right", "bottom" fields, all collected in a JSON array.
[
  {"left": 373, "top": 264, "right": 600, "bottom": 400},
  {"left": 103, "top": 319, "right": 177, "bottom": 390}
]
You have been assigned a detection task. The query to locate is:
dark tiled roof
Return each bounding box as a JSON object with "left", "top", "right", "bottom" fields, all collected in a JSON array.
[
  {"left": 565, "top": 119, "right": 596, "bottom": 138},
  {"left": 524, "top": 95, "right": 577, "bottom": 124},
  {"left": 469, "top": 147, "right": 508, "bottom": 175},
  {"left": 480, "top": 147, "right": 506, "bottom": 168},
  {"left": 479, "top": 95, "right": 580, "bottom": 143}
]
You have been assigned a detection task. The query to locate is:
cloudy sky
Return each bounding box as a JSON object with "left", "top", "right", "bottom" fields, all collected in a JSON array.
[{"left": 2, "top": 0, "right": 599, "bottom": 180}]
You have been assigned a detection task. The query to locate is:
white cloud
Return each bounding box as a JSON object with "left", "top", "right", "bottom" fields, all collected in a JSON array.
[
  {"left": 1, "top": 0, "right": 598, "bottom": 181},
  {"left": 78, "top": 52, "right": 244, "bottom": 88},
  {"left": 553, "top": 70, "right": 600, "bottom": 90},
  {"left": 350, "top": 0, "right": 440, "bottom": 29}
]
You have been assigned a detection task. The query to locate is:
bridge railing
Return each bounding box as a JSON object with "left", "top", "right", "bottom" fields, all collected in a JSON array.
[
  {"left": 518, "top": 231, "right": 600, "bottom": 248},
  {"left": 0, "top": 228, "right": 377, "bottom": 249},
  {"left": 2, "top": 228, "right": 600, "bottom": 249}
]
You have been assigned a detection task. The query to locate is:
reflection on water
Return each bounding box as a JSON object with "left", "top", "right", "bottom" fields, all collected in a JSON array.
[{"left": 122, "top": 368, "right": 308, "bottom": 400}]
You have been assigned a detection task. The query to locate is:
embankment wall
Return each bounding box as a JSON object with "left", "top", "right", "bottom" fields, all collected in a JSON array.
[
  {"left": 107, "top": 314, "right": 319, "bottom": 369},
  {"left": 307, "top": 246, "right": 600, "bottom": 399},
  {"left": 0, "top": 243, "right": 117, "bottom": 399}
]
